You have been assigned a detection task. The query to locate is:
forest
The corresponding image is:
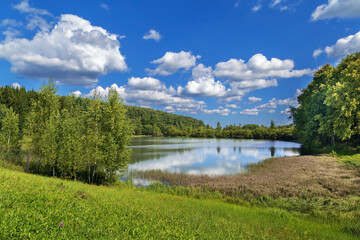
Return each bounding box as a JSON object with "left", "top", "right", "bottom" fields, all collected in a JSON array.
[{"left": 291, "top": 52, "right": 360, "bottom": 153}]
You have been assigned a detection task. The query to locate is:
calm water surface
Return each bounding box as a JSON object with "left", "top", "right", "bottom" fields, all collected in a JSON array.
[{"left": 129, "top": 137, "right": 301, "bottom": 176}]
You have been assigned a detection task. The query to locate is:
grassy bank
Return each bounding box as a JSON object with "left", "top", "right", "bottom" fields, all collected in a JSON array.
[{"left": 0, "top": 167, "right": 358, "bottom": 239}]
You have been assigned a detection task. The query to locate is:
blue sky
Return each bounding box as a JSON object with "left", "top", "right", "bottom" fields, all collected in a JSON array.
[{"left": 1, "top": 0, "right": 360, "bottom": 127}]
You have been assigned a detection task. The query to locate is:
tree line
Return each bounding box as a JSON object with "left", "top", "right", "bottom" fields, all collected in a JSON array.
[
  {"left": 0, "top": 83, "right": 296, "bottom": 142},
  {"left": 291, "top": 52, "right": 360, "bottom": 153}
]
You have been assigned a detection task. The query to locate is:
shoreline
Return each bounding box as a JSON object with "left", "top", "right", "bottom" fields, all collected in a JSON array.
[{"left": 130, "top": 155, "right": 360, "bottom": 199}]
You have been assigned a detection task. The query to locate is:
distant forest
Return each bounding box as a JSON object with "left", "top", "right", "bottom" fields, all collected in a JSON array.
[{"left": 0, "top": 84, "right": 295, "bottom": 142}]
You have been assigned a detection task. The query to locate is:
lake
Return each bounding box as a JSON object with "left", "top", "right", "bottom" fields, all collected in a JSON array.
[{"left": 128, "top": 137, "right": 301, "bottom": 176}]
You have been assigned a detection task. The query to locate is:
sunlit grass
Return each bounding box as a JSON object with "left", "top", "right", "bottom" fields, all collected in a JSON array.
[{"left": 0, "top": 167, "right": 358, "bottom": 239}]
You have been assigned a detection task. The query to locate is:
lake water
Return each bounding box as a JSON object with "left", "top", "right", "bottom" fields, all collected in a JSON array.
[{"left": 128, "top": 137, "right": 301, "bottom": 176}]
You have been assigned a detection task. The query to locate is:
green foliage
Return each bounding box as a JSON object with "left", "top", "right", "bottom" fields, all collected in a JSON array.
[
  {"left": 292, "top": 53, "right": 360, "bottom": 151},
  {"left": 0, "top": 167, "right": 357, "bottom": 239},
  {"left": 0, "top": 107, "right": 20, "bottom": 149},
  {"left": 23, "top": 80, "right": 133, "bottom": 184}
]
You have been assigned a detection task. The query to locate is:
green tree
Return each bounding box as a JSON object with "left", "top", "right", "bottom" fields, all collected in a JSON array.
[
  {"left": 270, "top": 120, "right": 275, "bottom": 129},
  {"left": 101, "top": 87, "right": 133, "bottom": 183},
  {"left": 27, "top": 79, "right": 60, "bottom": 176},
  {"left": 0, "top": 107, "right": 20, "bottom": 149}
]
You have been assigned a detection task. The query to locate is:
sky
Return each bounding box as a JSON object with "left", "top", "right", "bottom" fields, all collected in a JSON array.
[{"left": 0, "top": 0, "right": 360, "bottom": 127}]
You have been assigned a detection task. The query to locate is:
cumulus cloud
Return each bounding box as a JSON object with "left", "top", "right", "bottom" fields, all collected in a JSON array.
[
  {"left": 143, "top": 29, "right": 161, "bottom": 42},
  {"left": 0, "top": 14, "right": 127, "bottom": 86},
  {"left": 240, "top": 108, "right": 259, "bottom": 115},
  {"left": 85, "top": 83, "right": 126, "bottom": 99},
  {"left": 320, "top": 31, "right": 360, "bottom": 59},
  {"left": 248, "top": 96, "right": 262, "bottom": 103},
  {"left": 311, "top": 0, "right": 360, "bottom": 21},
  {"left": 82, "top": 77, "right": 206, "bottom": 114},
  {"left": 147, "top": 51, "right": 199, "bottom": 76},
  {"left": 128, "top": 77, "right": 165, "bottom": 90},
  {"left": 268, "top": 110, "right": 275, "bottom": 113},
  {"left": 313, "top": 48, "right": 323, "bottom": 58},
  {"left": 225, "top": 104, "right": 238, "bottom": 109},
  {"left": 11, "top": 82, "right": 21, "bottom": 89},
  {"left": 203, "top": 108, "right": 231, "bottom": 116},
  {"left": 213, "top": 53, "right": 312, "bottom": 82},
  {"left": 178, "top": 64, "right": 227, "bottom": 97},
  {"left": 70, "top": 90, "right": 82, "bottom": 97}
]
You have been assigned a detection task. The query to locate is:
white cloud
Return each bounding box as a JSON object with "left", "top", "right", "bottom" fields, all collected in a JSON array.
[
  {"left": 12, "top": 0, "right": 52, "bottom": 16},
  {"left": 203, "top": 108, "right": 231, "bottom": 116},
  {"left": 270, "top": 0, "right": 282, "bottom": 8},
  {"left": 321, "top": 31, "right": 360, "bottom": 59},
  {"left": 100, "top": 3, "right": 109, "bottom": 11},
  {"left": 2, "top": 28, "right": 21, "bottom": 41},
  {"left": 213, "top": 53, "right": 312, "bottom": 82},
  {"left": 248, "top": 96, "right": 262, "bottom": 103},
  {"left": 147, "top": 51, "right": 199, "bottom": 76},
  {"left": 128, "top": 77, "right": 165, "bottom": 90},
  {"left": 280, "top": 108, "right": 291, "bottom": 115},
  {"left": 11, "top": 82, "right": 21, "bottom": 89},
  {"left": 313, "top": 48, "right": 323, "bottom": 58},
  {"left": 0, "top": 14, "right": 127, "bottom": 86},
  {"left": 240, "top": 108, "right": 259, "bottom": 115},
  {"left": 277, "top": 98, "right": 298, "bottom": 107},
  {"left": 268, "top": 110, "right": 275, "bottom": 113},
  {"left": 252, "top": 5, "right": 262, "bottom": 12},
  {"left": 256, "top": 98, "right": 278, "bottom": 109},
  {"left": 311, "top": 0, "right": 360, "bottom": 21},
  {"left": 26, "top": 15, "right": 53, "bottom": 31},
  {"left": 83, "top": 78, "right": 206, "bottom": 114},
  {"left": 70, "top": 90, "right": 82, "bottom": 97},
  {"left": 257, "top": 97, "right": 298, "bottom": 110},
  {"left": 178, "top": 64, "right": 227, "bottom": 97},
  {"left": 225, "top": 104, "right": 238, "bottom": 109},
  {"left": 143, "top": 29, "right": 161, "bottom": 42},
  {"left": 86, "top": 83, "right": 126, "bottom": 100},
  {"left": 0, "top": 19, "right": 23, "bottom": 27}
]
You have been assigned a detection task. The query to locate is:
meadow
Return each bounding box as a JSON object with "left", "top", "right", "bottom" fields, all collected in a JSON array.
[{"left": 0, "top": 164, "right": 359, "bottom": 239}]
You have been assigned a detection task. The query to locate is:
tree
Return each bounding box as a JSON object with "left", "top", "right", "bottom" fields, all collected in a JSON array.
[
  {"left": 0, "top": 107, "right": 20, "bottom": 149},
  {"left": 101, "top": 87, "right": 133, "bottom": 183},
  {"left": 270, "top": 120, "right": 275, "bottom": 129},
  {"left": 216, "top": 122, "right": 222, "bottom": 131},
  {"left": 27, "top": 79, "right": 60, "bottom": 176}
]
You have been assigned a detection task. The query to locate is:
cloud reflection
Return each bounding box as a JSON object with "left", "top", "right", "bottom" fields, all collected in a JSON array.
[{"left": 129, "top": 137, "right": 300, "bottom": 176}]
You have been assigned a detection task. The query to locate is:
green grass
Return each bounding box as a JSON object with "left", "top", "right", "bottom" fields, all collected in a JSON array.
[
  {"left": 0, "top": 167, "right": 358, "bottom": 239},
  {"left": 338, "top": 153, "right": 360, "bottom": 167}
]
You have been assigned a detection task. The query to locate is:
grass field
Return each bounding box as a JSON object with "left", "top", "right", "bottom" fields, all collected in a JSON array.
[{"left": 0, "top": 166, "right": 359, "bottom": 239}]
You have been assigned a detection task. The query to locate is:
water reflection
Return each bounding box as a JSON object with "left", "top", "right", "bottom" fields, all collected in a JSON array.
[{"left": 129, "top": 137, "right": 301, "bottom": 176}]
